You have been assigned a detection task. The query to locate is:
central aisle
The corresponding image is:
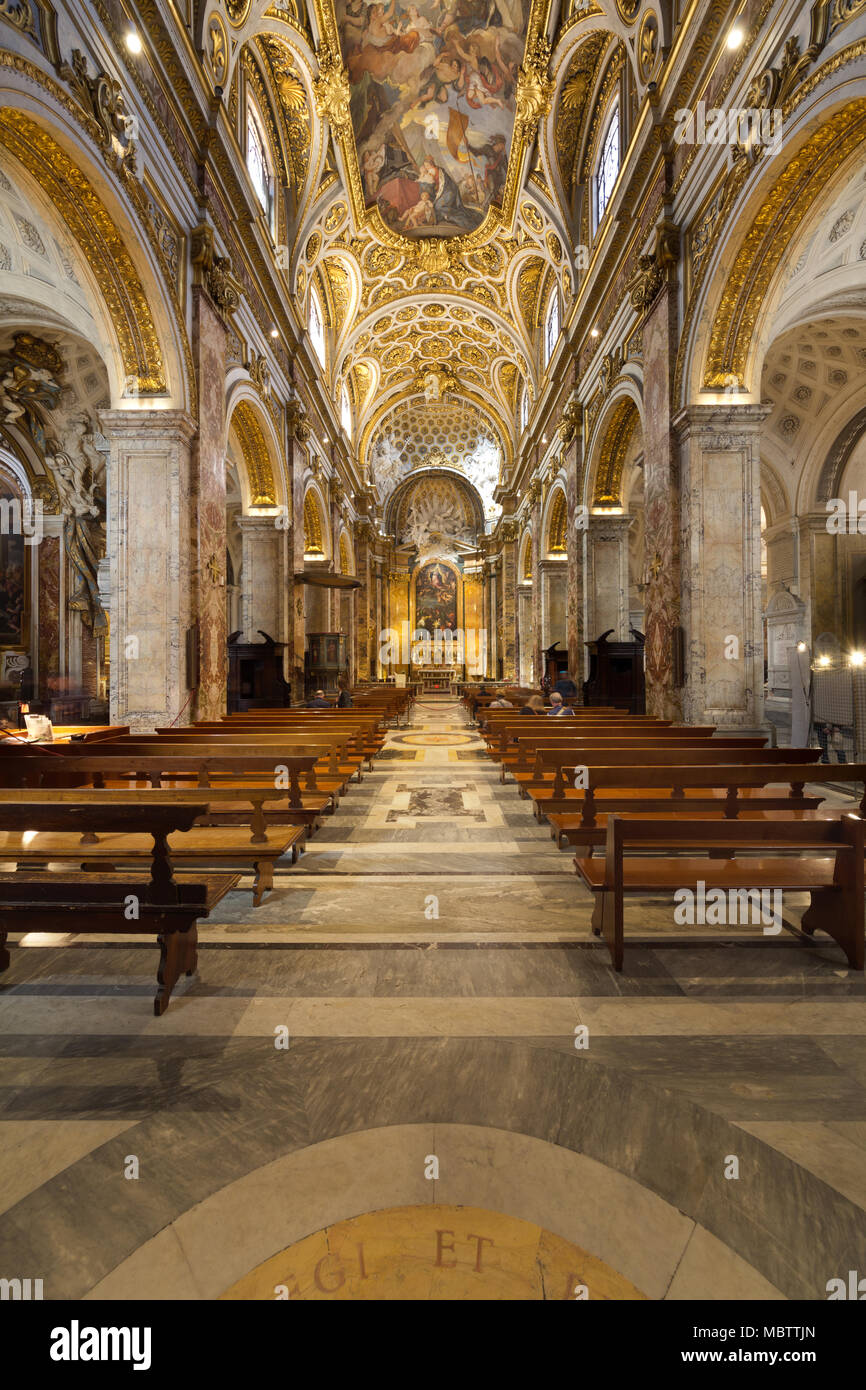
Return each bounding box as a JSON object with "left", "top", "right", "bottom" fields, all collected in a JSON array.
[
  {"left": 218, "top": 695, "right": 584, "bottom": 940},
  {"left": 3, "top": 695, "right": 866, "bottom": 1301}
]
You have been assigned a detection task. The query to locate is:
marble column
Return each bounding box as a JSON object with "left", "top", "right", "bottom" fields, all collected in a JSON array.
[
  {"left": 642, "top": 282, "right": 682, "bottom": 720},
  {"left": 237, "top": 515, "right": 288, "bottom": 650},
  {"left": 564, "top": 434, "right": 584, "bottom": 688},
  {"left": 500, "top": 534, "right": 518, "bottom": 681},
  {"left": 191, "top": 286, "right": 228, "bottom": 720},
  {"left": 674, "top": 403, "right": 770, "bottom": 731},
  {"left": 354, "top": 521, "right": 373, "bottom": 679},
  {"left": 37, "top": 514, "right": 62, "bottom": 699},
  {"left": 539, "top": 558, "right": 568, "bottom": 676},
  {"left": 530, "top": 490, "right": 543, "bottom": 685},
  {"left": 101, "top": 409, "right": 195, "bottom": 729},
  {"left": 487, "top": 560, "right": 498, "bottom": 677},
  {"left": 585, "top": 515, "right": 632, "bottom": 642},
  {"left": 289, "top": 435, "right": 306, "bottom": 702}
]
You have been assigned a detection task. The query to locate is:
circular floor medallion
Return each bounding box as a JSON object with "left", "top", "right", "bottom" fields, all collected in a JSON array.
[
  {"left": 391, "top": 733, "right": 475, "bottom": 746},
  {"left": 220, "top": 1204, "right": 649, "bottom": 1301}
]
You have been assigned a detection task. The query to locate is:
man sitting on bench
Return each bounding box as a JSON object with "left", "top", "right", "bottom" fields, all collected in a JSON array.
[
  {"left": 306, "top": 689, "right": 332, "bottom": 709},
  {"left": 547, "top": 693, "right": 574, "bottom": 718}
]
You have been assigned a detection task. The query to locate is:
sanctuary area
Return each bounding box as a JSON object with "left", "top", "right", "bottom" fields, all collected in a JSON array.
[{"left": 0, "top": 0, "right": 866, "bottom": 1321}]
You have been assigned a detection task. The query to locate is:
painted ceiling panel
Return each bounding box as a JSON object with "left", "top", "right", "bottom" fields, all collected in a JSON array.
[{"left": 335, "top": 0, "right": 531, "bottom": 237}]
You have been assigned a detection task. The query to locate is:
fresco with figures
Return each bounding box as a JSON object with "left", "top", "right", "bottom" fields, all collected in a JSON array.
[
  {"left": 415, "top": 560, "right": 459, "bottom": 632},
  {"left": 336, "top": 0, "right": 530, "bottom": 236}
]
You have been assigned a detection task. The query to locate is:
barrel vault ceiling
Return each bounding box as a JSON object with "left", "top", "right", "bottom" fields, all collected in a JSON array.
[{"left": 211, "top": 0, "right": 644, "bottom": 482}]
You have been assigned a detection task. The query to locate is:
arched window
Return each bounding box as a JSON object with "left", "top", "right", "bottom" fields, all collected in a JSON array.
[
  {"left": 340, "top": 383, "right": 352, "bottom": 439},
  {"left": 543, "top": 289, "right": 560, "bottom": 368},
  {"left": 309, "top": 286, "right": 326, "bottom": 368},
  {"left": 519, "top": 385, "right": 529, "bottom": 435},
  {"left": 246, "top": 102, "right": 273, "bottom": 223},
  {"left": 594, "top": 100, "right": 620, "bottom": 228}
]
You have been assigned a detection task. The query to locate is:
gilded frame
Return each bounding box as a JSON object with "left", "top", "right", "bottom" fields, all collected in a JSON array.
[{"left": 310, "top": 0, "right": 556, "bottom": 257}]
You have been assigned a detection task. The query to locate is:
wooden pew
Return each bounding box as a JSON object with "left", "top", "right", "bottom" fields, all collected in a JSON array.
[
  {"left": 506, "top": 736, "right": 770, "bottom": 787},
  {"left": 0, "top": 793, "right": 241, "bottom": 1014},
  {"left": 0, "top": 751, "right": 328, "bottom": 829},
  {"left": 577, "top": 812, "right": 866, "bottom": 971},
  {"left": 517, "top": 742, "right": 806, "bottom": 799},
  {"left": 544, "top": 761, "right": 863, "bottom": 852},
  {"left": 483, "top": 718, "right": 674, "bottom": 757}
]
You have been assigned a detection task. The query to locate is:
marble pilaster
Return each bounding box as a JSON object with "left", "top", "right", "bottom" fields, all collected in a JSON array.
[
  {"left": 585, "top": 515, "right": 632, "bottom": 643},
  {"left": 500, "top": 536, "right": 518, "bottom": 682},
  {"left": 191, "top": 286, "right": 228, "bottom": 720},
  {"left": 289, "top": 436, "right": 307, "bottom": 702},
  {"left": 238, "top": 515, "right": 288, "bottom": 656},
  {"left": 354, "top": 522, "right": 374, "bottom": 680},
  {"left": 642, "top": 284, "right": 682, "bottom": 720},
  {"left": 674, "top": 404, "right": 770, "bottom": 731},
  {"left": 102, "top": 409, "right": 196, "bottom": 729},
  {"left": 564, "top": 436, "right": 584, "bottom": 687}
]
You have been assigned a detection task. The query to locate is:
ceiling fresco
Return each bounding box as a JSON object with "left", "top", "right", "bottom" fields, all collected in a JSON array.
[
  {"left": 335, "top": 0, "right": 531, "bottom": 238},
  {"left": 239, "top": 10, "right": 623, "bottom": 477}
]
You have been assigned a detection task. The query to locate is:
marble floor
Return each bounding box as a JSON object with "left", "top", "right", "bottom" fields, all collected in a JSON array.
[{"left": 1, "top": 697, "right": 866, "bottom": 1300}]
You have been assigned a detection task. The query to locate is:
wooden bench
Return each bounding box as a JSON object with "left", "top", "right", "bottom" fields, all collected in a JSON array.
[
  {"left": 508, "top": 737, "right": 772, "bottom": 788},
  {"left": 547, "top": 762, "right": 864, "bottom": 853},
  {"left": 0, "top": 795, "right": 241, "bottom": 1014},
  {"left": 0, "top": 824, "right": 301, "bottom": 907},
  {"left": 519, "top": 743, "right": 816, "bottom": 800},
  {"left": 576, "top": 813, "right": 866, "bottom": 971},
  {"left": 0, "top": 751, "right": 330, "bottom": 829},
  {"left": 536, "top": 761, "right": 834, "bottom": 834}
]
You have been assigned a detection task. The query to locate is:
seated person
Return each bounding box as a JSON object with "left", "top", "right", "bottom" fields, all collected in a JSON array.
[
  {"left": 336, "top": 675, "right": 353, "bottom": 708},
  {"left": 547, "top": 692, "right": 574, "bottom": 717},
  {"left": 306, "top": 689, "right": 332, "bottom": 708},
  {"left": 488, "top": 693, "right": 513, "bottom": 708},
  {"left": 521, "top": 694, "right": 546, "bottom": 715}
]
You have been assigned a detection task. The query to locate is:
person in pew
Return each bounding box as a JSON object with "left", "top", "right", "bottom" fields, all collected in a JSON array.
[
  {"left": 521, "top": 695, "right": 546, "bottom": 715},
  {"left": 336, "top": 675, "right": 353, "bottom": 709},
  {"left": 552, "top": 672, "right": 578, "bottom": 700},
  {"left": 306, "top": 689, "right": 333, "bottom": 709},
  {"left": 547, "top": 692, "right": 574, "bottom": 717},
  {"left": 488, "top": 694, "right": 513, "bottom": 709}
]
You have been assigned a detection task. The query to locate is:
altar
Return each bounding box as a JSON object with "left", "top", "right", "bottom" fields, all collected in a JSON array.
[{"left": 413, "top": 667, "right": 459, "bottom": 693}]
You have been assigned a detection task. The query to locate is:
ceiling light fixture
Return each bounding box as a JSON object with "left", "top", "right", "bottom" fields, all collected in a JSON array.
[
  {"left": 125, "top": 29, "right": 143, "bottom": 54},
  {"left": 590, "top": 327, "right": 600, "bottom": 339},
  {"left": 270, "top": 327, "right": 279, "bottom": 339},
  {"left": 727, "top": 25, "right": 744, "bottom": 50}
]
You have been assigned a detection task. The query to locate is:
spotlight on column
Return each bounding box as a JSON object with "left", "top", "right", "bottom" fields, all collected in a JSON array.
[
  {"left": 726, "top": 25, "right": 744, "bottom": 50},
  {"left": 270, "top": 327, "right": 279, "bottom": 339},
  {"left": 851, "top": 651, "right": 865, "bottom": 667},
  {"left": 125, "top": 29, "right": 143, "bottom": 54}
]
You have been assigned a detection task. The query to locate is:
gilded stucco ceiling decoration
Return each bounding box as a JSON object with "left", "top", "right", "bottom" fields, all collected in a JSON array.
[
  {"left": 242, "top": 49, "right": 289, "bottom": 189},
  {"left": 311, "top": 0, "right": 555, "bottom": 258},
  {"left": 592, "top": 397, "right": 639, "bottom": 507},
  {"left": 703, "top": 103, "right": 866, "bottom": 390},
  {"left": 303, "top": 488, "right": 324, "bottom": 552},
  {"left": 0, "top": 110, "right": 166, "bottom": 395},
  {"left": 554, "top": 31, "right": 609, "bottom": 195},
  {"left": 321, "top": 256, "right": 353, "bottom": 338},
  {"left": 516, "top": 254, "right": 545, "bottom": 335},
  {"left": 257, "top": 35, "right": 313, "bottom": 199},
  {"left": 230, "top": 400, "right": 279, "bottom": 507},
  {"left": 548, "top": 487, "right": 567, "bottom": 551}
]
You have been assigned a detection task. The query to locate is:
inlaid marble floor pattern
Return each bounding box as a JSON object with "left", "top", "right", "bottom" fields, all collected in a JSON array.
[{"left": 2, "top": 696, "right": 866, "bottom": 1299}]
